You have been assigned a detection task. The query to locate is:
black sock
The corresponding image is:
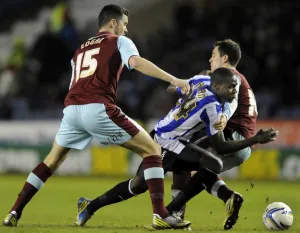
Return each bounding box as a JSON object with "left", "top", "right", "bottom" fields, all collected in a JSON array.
[
  {"left": 217, "top": 185, "right": 233, "bottom": 203},
  {"left": 166, "top": 191, "right": 187, "bottom": 213},
  {"left": 167, "top": 171, "right": 206, "bottom": 213},
  {"left": 171, "top": 171, "right": 191, "bottom": 190},
  {"left": 206, "top": 176, "right": 234, "bottom": 203},
  {"left": 87, "top": 179, "right": 134, "bottom": 214}
]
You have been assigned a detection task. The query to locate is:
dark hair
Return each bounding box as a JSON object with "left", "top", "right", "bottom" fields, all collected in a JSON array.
[
  {"left": 214, "top": 39, "right": 241, "bottom": 67},
  {"left": 211, "top": 68, "right": 234, "bottom": 85},
  {"left": 98, "top": 4, "right": 129, "bottom": 27}
]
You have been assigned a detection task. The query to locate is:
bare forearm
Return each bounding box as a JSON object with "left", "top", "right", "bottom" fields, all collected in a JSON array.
[
  {"left": 130, "top": 57, "right": 176, "bottom": 84},
  {"left": 212, "top": 137, "right": 257, "bottom": 154}
]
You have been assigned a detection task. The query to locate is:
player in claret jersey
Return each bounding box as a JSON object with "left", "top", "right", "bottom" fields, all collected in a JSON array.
[{"left": 3, "top": 4, "right": 191, "bottom": 230}]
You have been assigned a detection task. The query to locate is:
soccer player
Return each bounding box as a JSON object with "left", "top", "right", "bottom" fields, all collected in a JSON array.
[
  {"left": 169, "top": 39, "right": 259, "bottom": 230},
  {"left": 74, "top": 68, "right": 277, "bottom": 229},
  {"left": 3, "top": 4, "right": 191, "bottom": 229}
]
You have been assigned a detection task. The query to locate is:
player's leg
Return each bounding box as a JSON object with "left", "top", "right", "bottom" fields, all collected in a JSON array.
[
  {"left": 3, "top": 105, "right": 93, "bottom": 227},
  {"left": 221, "top": 132, "right": 251, "bottom": 171},
  {"left": 3, "top": 141, "right": 71, "bottom": 226},
  {"left": 78, "top": 147, "right": 187, "bottom": 226},
  {"left": 205, "top": 174, "right": 243, "bottom": 230},
  {"left": 77, "top": 104, "right": 189, "bottom": 229},
  {"left": 168, "top": 168, "right": 243, "bottom": 230},
  {"left": 222, "top": 147, "right": 251, "bottom": 171},
  {"left": 171, "top": 171, "right": 191, "bottom": 219},
  {"left": 167, "top": 169, "right": 215, "bottom": 214},
  {"left": 164, "top": 146, "right": 216, "bottom": 216},
  {"left": 82, "top": 162, "right": 148, "bottom": 216},
  {"left": 163, "top": 145, "right": 222, "bottom": 214},
  {"left": 168, "top": 141, "right": 223, "bottom": 217},
  {"left": 170, "top": 145, "right": 244, "bottom": 230},
  {"left": 121, "top": 130, "right": 191, "bottom": 229}
]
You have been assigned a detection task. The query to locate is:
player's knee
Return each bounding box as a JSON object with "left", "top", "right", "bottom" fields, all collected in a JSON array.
[
  {"left": 204, "top": 156, "right": 223, "bottom": 174},
  {"left": 43, "top": 154, "right": 58, "bottom": 171},
  {"left": 130, "top": 177, "right": 148, "bottom": 194},
  {"left": 235, "top": 152, "right": 250, "bottom": 166},
  {"left": 215, "top": 157, "right": 223, "bottom": 173},
  {"left": 211, "top": 157, "right": 223, "bottom": 174},
  {"left": 234, "top": 156, "right": 246, "bottom": 167},
  {"left": 143, "top": 141, "right": 161, "bottom": 157},
  {"left": 43, "top": 151, "right": 66, "bottom": 171},
  {"left": 43, "top": 141, "right": 70, "bottom": 171}
]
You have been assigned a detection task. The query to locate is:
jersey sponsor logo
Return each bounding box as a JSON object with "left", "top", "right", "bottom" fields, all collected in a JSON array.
[{"left": 108, "top": 131, "right": 124, "bottom": 143}]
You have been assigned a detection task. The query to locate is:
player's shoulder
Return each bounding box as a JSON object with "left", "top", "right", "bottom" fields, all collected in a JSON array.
[
  {"left": 117, "top": 35, "right": 135, "bottom": 45},
  {"left": 200, "top": 93, "right": 222, "bottom": 118},
  {"left": 117, "top": 36, "right": 138, "bottom": 53},
  {"left": 189, "top": 74, "right": 210, "bottom": 81},
  {"left": 201, "top": 88, "right": 221, "bottom": 106},
  {"left": 233, "top": 69, "right": 253, "bottom": 90},
  {"left": 233, "top": 69, "right": 247, "bottom": 82}
]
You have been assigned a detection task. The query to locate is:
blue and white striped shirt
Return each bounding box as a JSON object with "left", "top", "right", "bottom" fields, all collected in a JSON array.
[{"left": 154, "top": 75, "right": 223, "bottom": 154}]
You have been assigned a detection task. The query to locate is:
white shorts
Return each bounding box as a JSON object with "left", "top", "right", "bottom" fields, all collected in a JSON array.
[
  {"left": 55, "top": 103, "right": 141, "bottom": 150},
  {"left": 219, "top": 131, "right": 251, "bottom": 171}
]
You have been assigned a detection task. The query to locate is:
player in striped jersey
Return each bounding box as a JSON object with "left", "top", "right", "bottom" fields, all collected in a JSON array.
[{"left": 74, "top": 68, "right": 278, "bottom": 229}]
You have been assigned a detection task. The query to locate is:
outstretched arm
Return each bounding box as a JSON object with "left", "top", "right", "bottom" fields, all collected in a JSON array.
[{"left": 209, "top": 129, "right": 278, "bottom": 155}]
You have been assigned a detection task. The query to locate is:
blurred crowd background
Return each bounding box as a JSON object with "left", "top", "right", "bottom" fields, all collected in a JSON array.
[{"left": 0, "top": 0, "right": 299, "bottom": 121}]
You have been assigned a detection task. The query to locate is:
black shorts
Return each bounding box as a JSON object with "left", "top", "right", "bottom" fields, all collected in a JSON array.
[
  {"left": 136, "top": 145, "right": 204, "bottom": 178},
  {"left": 139, "top": 130, "right": 221, "bottom": 178},
  {"left": 162, "top": 146, "right": 202, "bottom": 173}
]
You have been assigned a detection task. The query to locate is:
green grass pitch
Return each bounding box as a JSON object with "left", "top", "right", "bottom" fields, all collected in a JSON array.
[{"left": 0, "top": 175, "right": 299, "bottom": 233}]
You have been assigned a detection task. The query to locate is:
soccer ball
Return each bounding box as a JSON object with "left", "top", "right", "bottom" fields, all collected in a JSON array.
[{"left": 262, "top": 202, "right": 293, "bottom": 230}]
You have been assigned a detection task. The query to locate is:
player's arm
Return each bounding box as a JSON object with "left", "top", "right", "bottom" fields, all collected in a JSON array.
[
  {"left": 203, "top": 105, "right": 278, "bottom": 154},
  {"left": 167, "top": 74, "right": 211, "bottom": 94},
  {"left": 213, "top": 75, "right": 241, "bottom": 130},
  {"left": 117, "top": 36, "right": 189, "bottom": 94},
  {"left": 129, "top": 56, "right": 189, "bottom": 93},
  {"left": 210, "top": 128, "right": 278, "bottom": 154}
]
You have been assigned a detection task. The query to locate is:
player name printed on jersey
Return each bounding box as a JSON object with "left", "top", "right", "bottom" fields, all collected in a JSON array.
[{"left": 81, "top": 38, "right": 104, "bottom": 49}]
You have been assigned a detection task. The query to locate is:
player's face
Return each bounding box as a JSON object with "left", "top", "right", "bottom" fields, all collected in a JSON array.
[
  {"left": 216, "top": 76, "right": 238, "bottom": 103},
  {"left": 209, "top": 47, "right": 223, "bottom": 72},
  {"left": 114, "top": 14, "right": 128, "bottom": 36}
]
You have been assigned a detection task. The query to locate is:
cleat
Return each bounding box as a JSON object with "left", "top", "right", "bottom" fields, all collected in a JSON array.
[
  {"left": 172, "top": 210, "right": 184, "bottom": 219},
  {"left": 3, "top": 211, "right": 18, "bottom": 227},
  {"left": 152, "top": 213, "right": 191, "bottom": 230},
  {"left": 76, "top": 197, "right": 92, "bottom": 226},
  {"left": 172, "top": 210, "right": 192, "bottom": 230},
  {"left": 224, "top": 192, "right": 244, "bottom": 230}
]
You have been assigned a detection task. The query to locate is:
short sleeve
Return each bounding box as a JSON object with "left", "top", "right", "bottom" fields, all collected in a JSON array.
[
  {"left": 117, "top": 36, "right": 140, "bottom": 70},
  {"left": 200, "top": 104, "right": 223, "bottom": 136}
]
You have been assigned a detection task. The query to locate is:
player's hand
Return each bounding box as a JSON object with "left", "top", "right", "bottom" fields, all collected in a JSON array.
[
  {"left": 213, "top": 114, "right": 227, "bottom": 131},
  {"left": 171, "top": 78, "right": 190, "bottom": 95},
  {"left": 199, "top": 70, "right": 212, "bottom": 75},
  {"left": 254, "top": 128, "right": 279, "bottom": 144}
]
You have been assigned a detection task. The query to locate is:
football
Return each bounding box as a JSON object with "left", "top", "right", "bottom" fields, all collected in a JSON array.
[{"left": 262, "top": 202, "right": 294, "bottom": 230}]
